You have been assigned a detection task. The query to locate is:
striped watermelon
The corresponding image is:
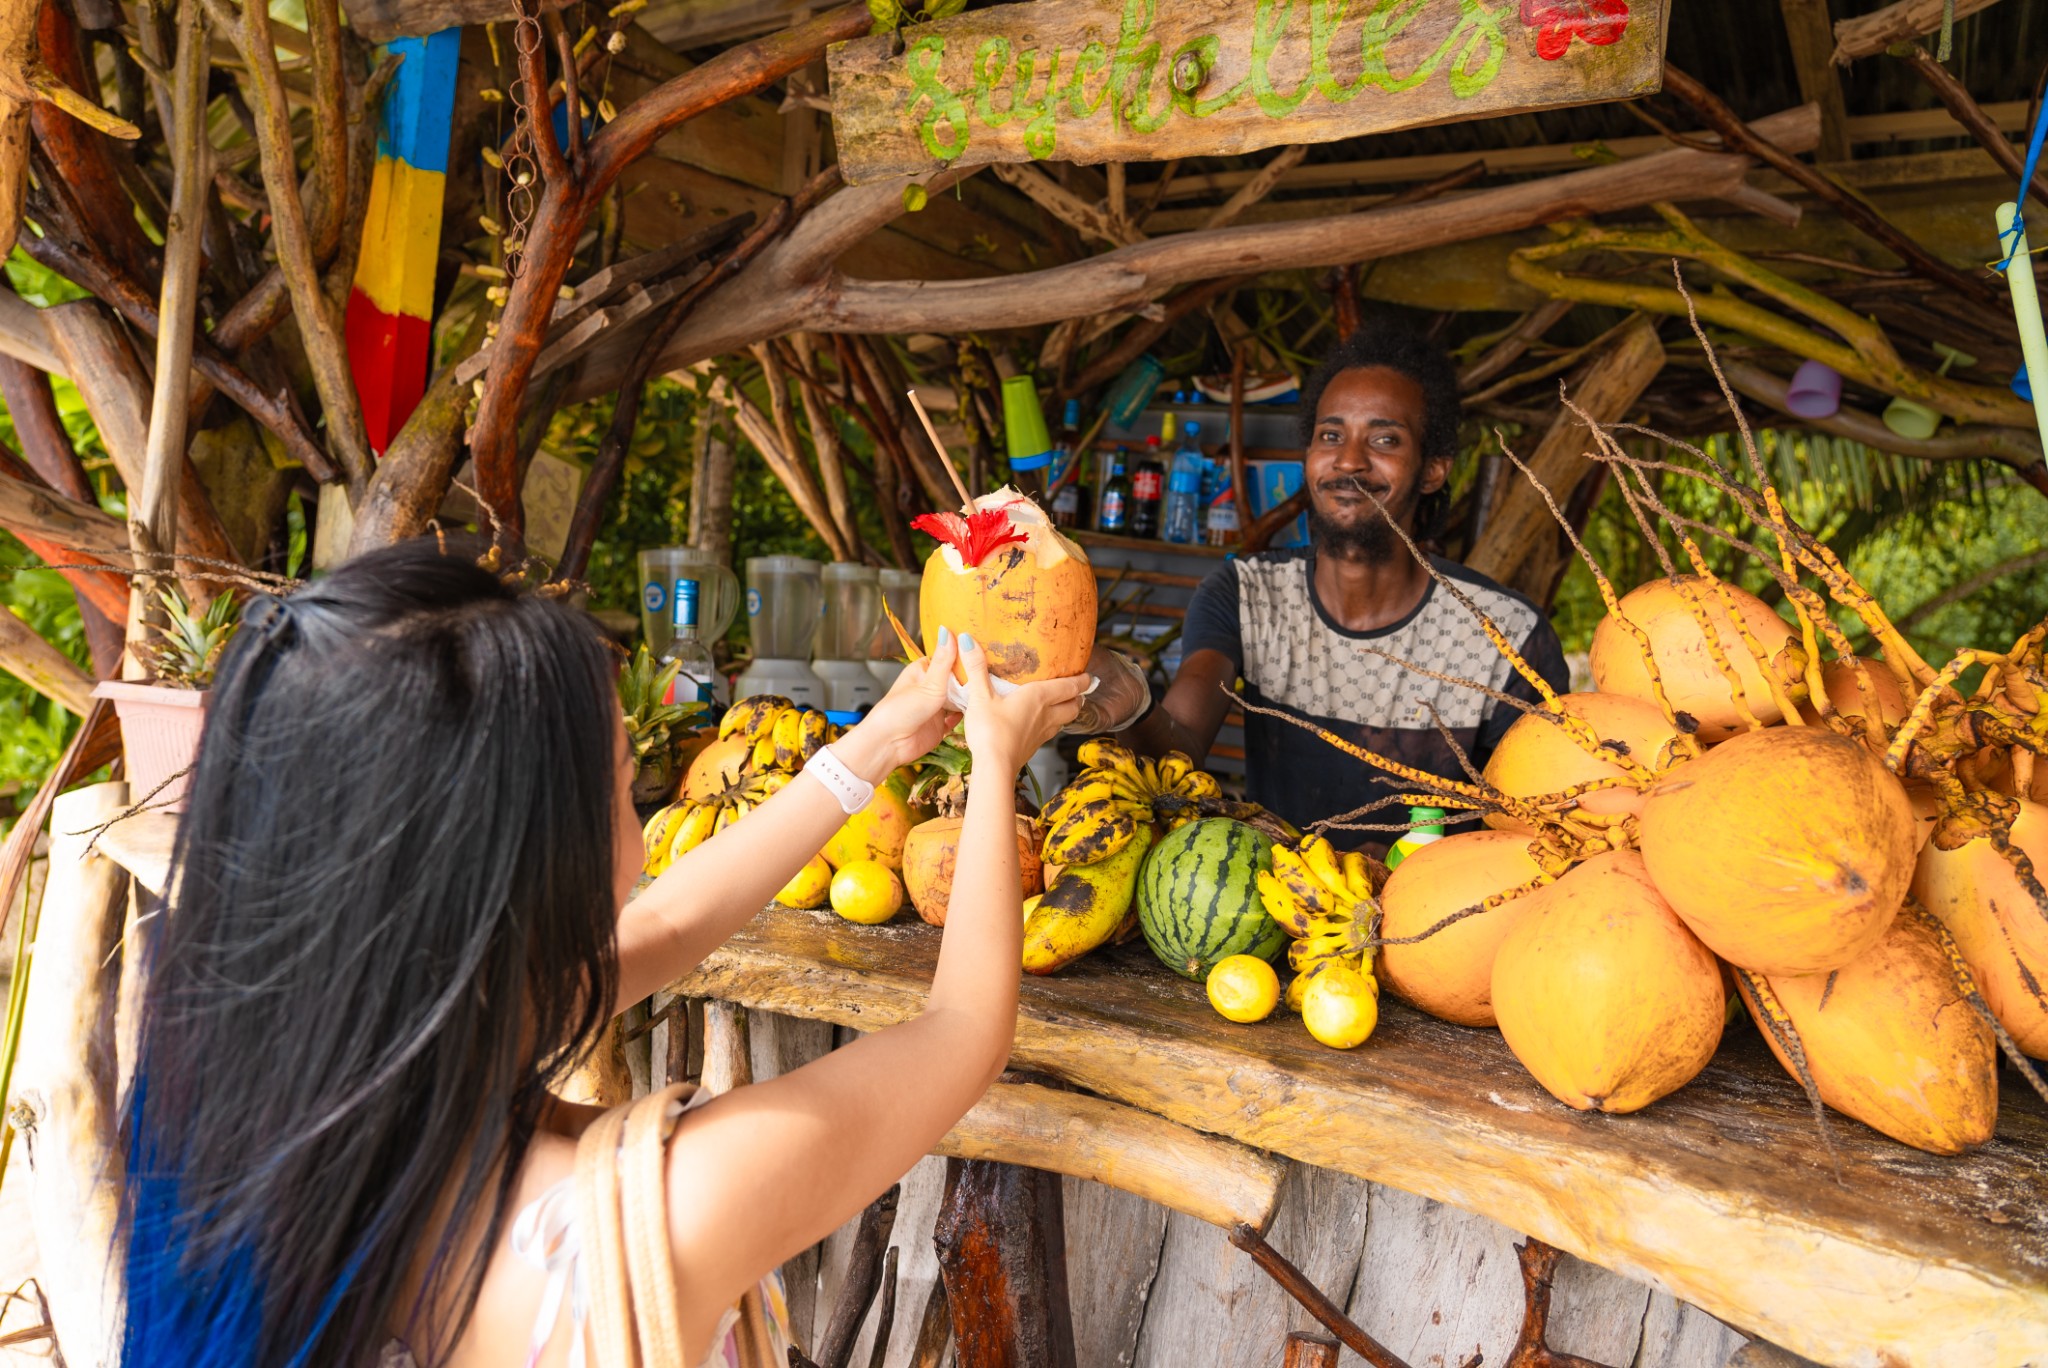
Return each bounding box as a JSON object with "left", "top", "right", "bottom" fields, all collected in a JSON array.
[{"left": 1137, "top": 818, "right": 1286, "bottom": 981}]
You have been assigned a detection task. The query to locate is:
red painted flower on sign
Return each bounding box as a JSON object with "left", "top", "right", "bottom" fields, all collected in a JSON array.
[{"left": 1522, "top": 0, "right": 1631, "bottom": 60}]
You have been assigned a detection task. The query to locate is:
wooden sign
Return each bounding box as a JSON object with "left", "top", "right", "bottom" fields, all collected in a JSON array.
[{"left": 828, "top": 0, "right": 1669, "bottom": 185}]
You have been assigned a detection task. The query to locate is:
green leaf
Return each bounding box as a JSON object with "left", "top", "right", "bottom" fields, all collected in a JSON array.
[
  {"left": 902, "top": 183, "right": 929, "bottom": 213},
  {"left": 866, "top": 0, "right": 902, "bottom": 34},
  {"left": 926, "top": 0, "right": 968, "bottom": 17}
]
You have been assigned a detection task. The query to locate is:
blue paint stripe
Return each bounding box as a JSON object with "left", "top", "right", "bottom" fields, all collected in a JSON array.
[{"left": 374, "top": 28, "right": 461, "bottom": 174}]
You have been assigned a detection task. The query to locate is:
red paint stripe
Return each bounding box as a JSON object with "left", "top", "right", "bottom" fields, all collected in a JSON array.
[{"left": 345, "top": 288, "right": 433, "bottom": 454}]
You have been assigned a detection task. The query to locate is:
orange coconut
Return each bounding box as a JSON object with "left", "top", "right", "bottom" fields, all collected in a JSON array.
[
  {"left": 1912, "top": 798, "right": 2048, "bottom": 1058},
  {"left": 1739, "top": 908, "right": 1996, "bottom": 1154},
  {"left": 1377, "top": 831, "right": 1547, "bottom": 1027},
  {"left": 1489, "top": 851, "right": 1724, "bottom": 1113},
  {"left": 915, "top": 490, "right": 1096, "bottom": 684},
  {"left": 1481, "top": 692, "right": 1681, "bottom": 834},
  {"left": 1590, "top": 577, "right": 1804, "bottom": 742},
  {"left": 682, "top": 734, "right": 752, "bottom": 802},
  {"left": 1798, "top": 657, "right": 1910, "bottom": 739},
  {"left": 902, "top": 814, "right": 1043, "bottom": 925},
  {"left": 1638, "top": 727, "right": 1916, "bottom": 976}
]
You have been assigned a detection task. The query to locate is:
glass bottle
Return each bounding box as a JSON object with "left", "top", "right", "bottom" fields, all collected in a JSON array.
[
  {"left": 1129, "top": 437, "right": 1166, "bottom": 540},
  {"left": 660, "top": 577, "right": 727, "bottom": 715},
  {"left": 1097, "top": 453, "right": 1131, "bottom": 534}
]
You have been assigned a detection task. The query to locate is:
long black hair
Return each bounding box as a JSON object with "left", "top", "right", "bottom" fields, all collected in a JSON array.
[
  {"left": 120, "top": 539, "right": 622, "bottom": 1368},
  {"left": 1297, "top": 317, "right": 1463, "bottom": 539}
]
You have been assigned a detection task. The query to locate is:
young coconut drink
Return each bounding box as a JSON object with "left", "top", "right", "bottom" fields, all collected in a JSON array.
[{"left": 911, "top": 489, "right": 1098, "bottom": 685}]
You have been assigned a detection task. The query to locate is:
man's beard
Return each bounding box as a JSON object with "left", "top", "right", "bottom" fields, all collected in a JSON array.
[
  {"left": 1309, "top": 473, "right": 1410, "bottom": 562},
  {"left": 1309, "top": 506, "right": 1399, "bottom": 562}
]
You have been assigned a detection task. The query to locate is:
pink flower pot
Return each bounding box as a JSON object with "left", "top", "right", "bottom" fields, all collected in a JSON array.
[{"left": 92, "top": 680, "right": 209, "bottom": 812}]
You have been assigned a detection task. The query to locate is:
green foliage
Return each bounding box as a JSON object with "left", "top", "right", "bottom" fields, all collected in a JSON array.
[
  {"left": 560, "top": 377, "right": 831, "bottom": 654},
  {"left": 617, "top": 645, "right": 705, "bottom": 768},
  {"left": 1545, "top": 428, "right": 2048, "bottom": 671},
  {"left": 0, "top": 536, "right": 89, "bottom": 802}
]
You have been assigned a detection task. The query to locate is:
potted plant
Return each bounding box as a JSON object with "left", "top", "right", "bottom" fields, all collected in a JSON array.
[
  {"left": 618, "top": 646, "right": 708, "bottom": 810},
  {"left": 92, "top": 586, "right": 238, "bottom": 811}
]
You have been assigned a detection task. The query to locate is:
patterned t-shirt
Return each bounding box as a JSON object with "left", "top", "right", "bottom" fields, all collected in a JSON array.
[{"left": 1182, "top": 548, "right": 1569, "bottom": 844}]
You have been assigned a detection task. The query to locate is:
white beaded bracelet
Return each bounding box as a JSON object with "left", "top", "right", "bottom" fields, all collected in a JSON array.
[{"left": 803, "top": 744, "right": 876, "bottom": 815}]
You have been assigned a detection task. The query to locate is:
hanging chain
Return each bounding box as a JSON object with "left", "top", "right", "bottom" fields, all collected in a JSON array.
[{"left": 501, "top": 0, "right": 546, "bottom": 282}]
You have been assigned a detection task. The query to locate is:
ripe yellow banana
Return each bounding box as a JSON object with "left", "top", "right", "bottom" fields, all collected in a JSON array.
[
  {"left": 750, "top": 732, "right": 778, "bottom": 773},
  {"left": 1341, "top": 851, "right": 1377, "bottom": 901},
  {"left": 642, "top": 804, "right": 685, "bottom": 875},
  {"left": 1077, "top": 738, "right": 1138, "bottom": 772},
  {"left": 1156, "top": 752, "right": 1191, "bottom": 790},
  {"left": 718, "top": 695, "right": 789, "bottom": 742},
  {"left": 1041, "top": 799, "right": 1138, "bottom": 866},
  {"left": 800, "top": 708, "right": 831, "bottom": 760},
  {"left": 1300, "top": 835, "right": 1351, "bottom": 904},
  {"left": 1022, "top": 826, "right": 1154, "bottom": 975},
  {"left": 1271, "top": 846, "right": 1334, "bottom": 913},
  {"left": 1175, "top": 769, "right": 1222, "bottom": 802},
  {"left": 667, "top": 801, "right": 718, "bottom": 864},
  {"left": 1259, "top": 868, "right": 1312, "bottom": 937},
  {"left": 771, "top": 708, "right": 806, "bottom": 769}
]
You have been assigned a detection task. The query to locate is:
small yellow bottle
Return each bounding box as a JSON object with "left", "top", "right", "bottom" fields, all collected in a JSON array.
[{"left": 1385, "top": 806, "right": 1447, "bottom": 871}]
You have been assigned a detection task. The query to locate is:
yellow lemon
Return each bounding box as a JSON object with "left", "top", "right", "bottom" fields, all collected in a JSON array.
[
  {"left": 776, "top": 854, "right": 833, "bottom": 910},
  {"left": 830, "top": 859, "right": 905, "bottom": 925},
  {"left": 1206, "top": 955, "right": 1280, "bottom": 1024},
  {"left": 1302, "top": 969, "right": 1379, "bottom": 1050},
  {"left": 822, "top": 785, "right": 916, "bottom": 870}
]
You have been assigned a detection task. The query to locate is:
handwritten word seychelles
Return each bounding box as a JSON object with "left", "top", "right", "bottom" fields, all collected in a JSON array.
[{"left": 904, "top": 0, "right": 1511, "bottom": 162}]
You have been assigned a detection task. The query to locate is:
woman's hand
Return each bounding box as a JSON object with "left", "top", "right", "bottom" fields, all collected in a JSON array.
[
  {"left": 833, "top": 629, "right": 964, "bottom": 783},
  {"left": 958, "top": 633, "right": 1089, "bottom": 775}
]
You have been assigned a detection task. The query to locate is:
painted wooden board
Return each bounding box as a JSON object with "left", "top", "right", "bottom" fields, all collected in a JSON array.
[
  {"left": 673, "top": 907, "right": 2048, "bottom": 1368},
  {"left": 827, "top": 0, "right": 1671, "bottom": 185}
]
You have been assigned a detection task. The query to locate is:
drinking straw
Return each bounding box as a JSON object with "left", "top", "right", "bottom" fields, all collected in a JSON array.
[
  {"left": 906, "top": 388, "right": 976, "bottom": 510},
  {"left": 1994, "top": 202, "right": 2048, "bottom": 455}
]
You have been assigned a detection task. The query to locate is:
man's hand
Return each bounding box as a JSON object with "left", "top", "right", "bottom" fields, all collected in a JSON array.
[{"left": 1070, "top": 644, "right": 1152, "bottom": 734}]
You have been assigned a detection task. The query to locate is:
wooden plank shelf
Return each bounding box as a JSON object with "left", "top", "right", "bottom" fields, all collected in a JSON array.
[{"left": 676, "top": 906, "right": 2048, "bottom": 1368}]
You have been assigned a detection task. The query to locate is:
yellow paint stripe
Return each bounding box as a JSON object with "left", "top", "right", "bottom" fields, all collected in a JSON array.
[{"left": 350, "top": 158, "right": 445, "bottom": 320}]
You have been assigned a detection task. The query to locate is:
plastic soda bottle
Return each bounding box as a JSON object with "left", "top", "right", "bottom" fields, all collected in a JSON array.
[{"left": 1384, "top": 806, "right": 1447, "bottom": 870}]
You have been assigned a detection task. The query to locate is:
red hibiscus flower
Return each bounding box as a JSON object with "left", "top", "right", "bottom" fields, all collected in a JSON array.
[
  {"left": 911, "top": 507, "right": 1029, "bottom": 567},
  {"left": 1522, "top": 0, "right": 1630, "bottom": 60}
]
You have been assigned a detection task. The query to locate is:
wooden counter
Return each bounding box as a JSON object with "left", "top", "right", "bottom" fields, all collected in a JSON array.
[{"left": 677, "top": 906, "right": 2048, "bottom": 1368}]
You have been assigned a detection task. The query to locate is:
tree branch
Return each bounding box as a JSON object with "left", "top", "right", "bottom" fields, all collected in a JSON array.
[
  {"left": 1663, "top": 65, "right": 1999, "bottom": 306},
  {"left": 1897, "top": 43, "right": 2048, "bottom": 211},
  {"left": 603, "top": 106, "right": 1824, "bottom": 386},
  {"left": 225, "top": 0, "right": 373, "bottom": 489},
  {"left": 469, "top": 1, "right": 867, "bottom": 551}
]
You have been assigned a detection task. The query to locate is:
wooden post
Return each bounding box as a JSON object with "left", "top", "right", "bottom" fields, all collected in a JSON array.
[
  {"left": 131, "top": 0, "right": 209, "bottom": 667},
  {"left": 14, "top": 780, "right": 131, "bottom": 1368},
  {"left": 813, "top": 1184, "right": 900, "bottom": 1368},
  {"left": 933, "top": 1158, "right": 1077, "bottom": 1368},
  {"left": 1465, "top": 317, "right": 1666, "bottom": 595},
  {"left": 689, "top": 420, "right": 737, "bottom": 566},
  {"left": 701, "top": 999, "right": 752, "bottom": 1094},
  {"left": 1777, "top": 0, "right": 1849, "bottom": 163},
  {"left": 1284, "top": 1332, "right": 1341, "bottom": 1368}
]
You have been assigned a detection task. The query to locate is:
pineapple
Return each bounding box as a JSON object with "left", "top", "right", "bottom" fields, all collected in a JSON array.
[
  {"left": 618, "top": 646, "right": 705, "bottom": 805},
  {"left": 904, "top": 734, "right": 973, "bottom": 820},
  {"left": 148, "top": 588, "right": 239, "bottom": 688}
]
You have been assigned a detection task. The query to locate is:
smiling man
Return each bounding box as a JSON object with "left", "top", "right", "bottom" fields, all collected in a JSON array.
[{"left": 1123, "top": 318, "right": 1569, "bottom": 842}]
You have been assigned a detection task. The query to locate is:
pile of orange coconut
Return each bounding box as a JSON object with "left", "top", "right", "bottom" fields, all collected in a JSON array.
[{"left": 1344, "top": 446, "right": 2044, "bottom": 1157}]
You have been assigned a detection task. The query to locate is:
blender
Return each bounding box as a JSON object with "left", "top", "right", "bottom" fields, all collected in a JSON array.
[
  {"left": 638, "top": 546, "right": 739, "bottom": 656},
  {"left": 868, "top": 568, "right": 922, "bottom": 687},
  {"left": 813, "top": 563, "right": 884, "bottom": 714},
  {"left": 731, "top": 555, "right": 825, "bottom": 707}
]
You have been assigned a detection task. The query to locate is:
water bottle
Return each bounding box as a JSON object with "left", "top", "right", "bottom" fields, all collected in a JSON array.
[{"left": 1160, "top": 423, "right": 1205, "bottom": 545}]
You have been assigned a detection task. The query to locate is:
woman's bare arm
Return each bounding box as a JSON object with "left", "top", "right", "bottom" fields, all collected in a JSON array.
[
  {"left": 657, "top": 639, "right": 1086, "bottom": 1357},
  {"left": 612, "top": 638, "right": 964, "bottom": 1010}
]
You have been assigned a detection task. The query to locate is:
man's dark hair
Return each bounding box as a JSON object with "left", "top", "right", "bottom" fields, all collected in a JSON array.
[{"left": 1296, "top": 317, "right": 1462, "bottom": 538}]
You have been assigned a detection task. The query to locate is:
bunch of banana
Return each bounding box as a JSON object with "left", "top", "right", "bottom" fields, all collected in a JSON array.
[
  {"left": 641, "top": 769, "right": 798, "bottom": 877},
  {"left": 717, "top": 695, "right": 836, "bottom": 774},
  {"left": 1259, "top": 834, "right": 1384, "bottom": 1013}
]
